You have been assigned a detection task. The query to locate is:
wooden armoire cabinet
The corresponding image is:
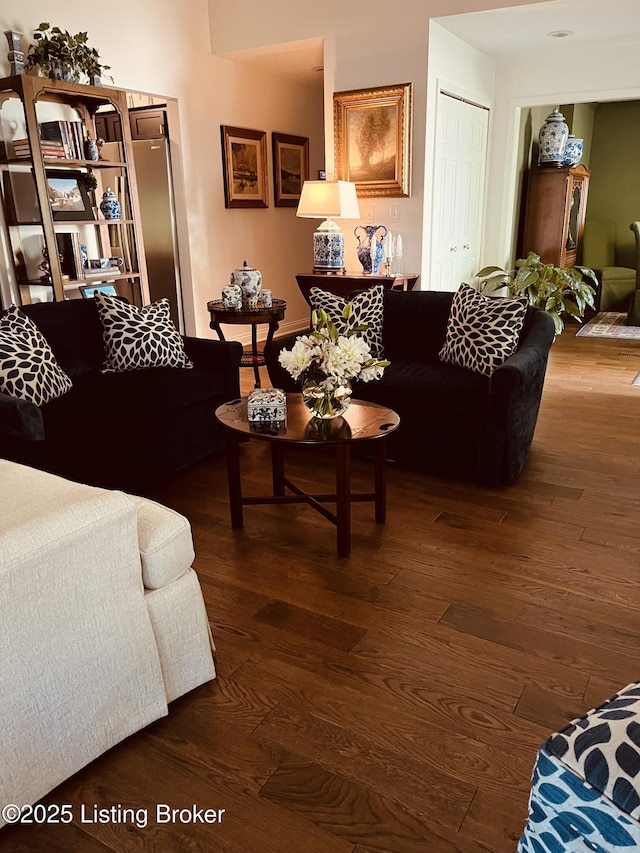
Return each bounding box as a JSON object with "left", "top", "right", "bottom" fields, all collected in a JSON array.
[{"left": 521, "top": 164, "right": 590, "bottom": 268}]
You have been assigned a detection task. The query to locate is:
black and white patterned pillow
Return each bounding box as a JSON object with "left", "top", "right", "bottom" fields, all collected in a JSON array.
[
  {"left": 309, "top": 284, "right": 384, "bottom": 356},
  {"left": 0, "top": 305, "right": 72, "bottom": 405},
  {"left": 95, "top": 293, "right": 192, "bottom": 373},
  {"left": 438, "top": 283, "right": 528, "bottom": 376}
]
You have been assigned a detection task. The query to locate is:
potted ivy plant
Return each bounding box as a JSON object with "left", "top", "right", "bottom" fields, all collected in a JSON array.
[
  {"left": 477, "top": 251, "right": 598, "bottom": 334},
  {"left": 26, "top": 23, "right": 111, "bottom": 84}
]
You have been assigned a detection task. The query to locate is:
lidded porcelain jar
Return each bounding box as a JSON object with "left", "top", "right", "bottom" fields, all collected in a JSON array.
[
  {"left": 99, "top": 187, "right": 121, "bottom": 220},
  {"left": 538, "top": 108, "right": 569, "bottom": 168},
  {"left": 231, "top": 260, "right": 262, "bottom": 307}
]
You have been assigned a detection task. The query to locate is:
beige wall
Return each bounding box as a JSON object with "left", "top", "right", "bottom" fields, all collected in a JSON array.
[
  {"left": 6, "top": 0, "right": 640, "bottom": 333},
  {"left": 208, "top": 0, "right": 548, "bottom": 286},
  {"left": 0, "top": 1, "right": 324, "bottom": 338}
]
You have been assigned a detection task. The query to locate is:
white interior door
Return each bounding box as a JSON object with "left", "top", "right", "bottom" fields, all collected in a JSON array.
[{"left": 430, "top": 92, "right": 489, "bottom": 292}]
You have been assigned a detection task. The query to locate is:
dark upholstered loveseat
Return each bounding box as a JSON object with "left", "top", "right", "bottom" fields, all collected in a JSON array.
[
  {"left": 265, "top": 289, "right": 555, "bottom": 486},
  {"left": 0, "top": 299, "right": 242, "bottom": 492}
]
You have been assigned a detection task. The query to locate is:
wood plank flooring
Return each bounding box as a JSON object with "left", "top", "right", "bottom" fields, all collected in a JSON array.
[{"left": 4, "top": 325, "right": 640, "bottom": 852}]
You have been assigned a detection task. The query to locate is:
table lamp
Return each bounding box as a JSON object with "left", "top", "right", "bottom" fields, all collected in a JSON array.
[{"left": 296, "top": 180, "right": 360, "bottom": 273}]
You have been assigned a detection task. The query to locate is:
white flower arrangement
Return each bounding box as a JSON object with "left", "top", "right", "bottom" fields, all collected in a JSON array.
[{"left": 278, "top": 305, "right": 389, "bottom": 418}]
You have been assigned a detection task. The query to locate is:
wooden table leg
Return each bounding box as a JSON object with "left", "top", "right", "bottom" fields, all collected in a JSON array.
[
  {"left": 271, "top": 442, "right": 285, "bottom": 496},
  {"left": 250, "top": 323, "right": 261, "bottom": 388},
  {"left": 225, "top": 435, "right": 243, "bottom": 528},
  {"left": 374, "top": 438, "right": 387, "bottom": 523},
  {"left": 336, "top": 443, "right": 351, "bottom": 557}
]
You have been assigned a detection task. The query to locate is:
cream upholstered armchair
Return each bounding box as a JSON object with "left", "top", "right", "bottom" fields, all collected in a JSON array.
[{"left": 582, "top": 219, "right": 636, "bottom": 312}]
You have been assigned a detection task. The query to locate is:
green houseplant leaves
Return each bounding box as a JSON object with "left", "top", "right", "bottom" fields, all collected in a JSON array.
[
  {"left": 477, "top": 252, "right": 598, "bottom": 334},
  {"left": 26, "top": 23, "right": 112, "bottom": 84}
]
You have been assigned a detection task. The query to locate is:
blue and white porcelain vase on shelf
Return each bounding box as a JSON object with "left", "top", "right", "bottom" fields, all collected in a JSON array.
[
  {"left": 563, "top": 135, "right": 584, "bottom": 167},
  {"left": 99, "top": 187, "right": 121, "bottom": 220},
  {"left": 538, "top": 108, "right": 569, "bottom": 168},
  {"left": 84, "top": 137, "right": 99, "bottom": 161}
]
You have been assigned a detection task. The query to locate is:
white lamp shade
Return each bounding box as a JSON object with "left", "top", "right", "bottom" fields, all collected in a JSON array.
[{"left": 296, "top": 180, "right": 360, "bottom": 220}]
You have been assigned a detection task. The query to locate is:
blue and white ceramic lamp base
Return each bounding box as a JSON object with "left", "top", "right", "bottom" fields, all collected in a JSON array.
[{"left": 313, "top": 232, "right": 345, "bottom": 272}]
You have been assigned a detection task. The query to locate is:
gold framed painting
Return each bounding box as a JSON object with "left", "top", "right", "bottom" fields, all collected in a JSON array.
[
  {"left": 333, "top": 82, "right": 413, "bottom": 198},
  {"left": 272, "top": 132, "right": 309, "bottom": 207},
  {"left": 220, "top": 125, "right": 268, "bottom": 208}
]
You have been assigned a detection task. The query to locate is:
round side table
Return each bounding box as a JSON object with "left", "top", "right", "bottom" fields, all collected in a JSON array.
[{"left": 206, "top": 298, "right": 286, "bottom": 388}]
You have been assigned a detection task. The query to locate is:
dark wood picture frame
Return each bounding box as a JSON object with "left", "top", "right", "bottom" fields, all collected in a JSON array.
[
  {"left": 272, "top": 132, "right": 309, "bottom": 207},
  {"left": 46, "top": 170, "right": 95, "bottom": 221},
  {"left": 333, "top": 83, "right": 413, "bottom": 198},
  {"left": 220, "top": 125, "right": 268, "bottom": 209}
]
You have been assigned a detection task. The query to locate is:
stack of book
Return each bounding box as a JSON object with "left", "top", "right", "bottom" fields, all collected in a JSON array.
[
  {"left": 40, "top": 140, "right": 66, "bottom": 159},
  {"left": 11, "top": 138, "right": 31, "bottom": 159},
  {"left": 40, "top": 120, "right": 85, "bottom": 160}
]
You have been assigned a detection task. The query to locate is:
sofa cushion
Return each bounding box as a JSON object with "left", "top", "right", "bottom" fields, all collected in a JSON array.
[
  {"left": 95, "top": 292, "right": 192, "bottom": 373},
  {"left": 439, "top": 283, "right": 528, "bottom": 376},
  {"left": 132, "top": 496, "right": 195, "bottom": 590},
  {"left": 355, "top": 357, "right": 491, "bottom": 418},
  {"left": 20, "top": 299, "right": 106, "bottom": 378},
  {"left": 309, "top": 284, "right": 384, "bottom": 356},
  {"left": 40, "top": 365, "right": 226, "bottom": 436},
  {"left": 0, "top": 306, "right": 72, "bottom": 406}
]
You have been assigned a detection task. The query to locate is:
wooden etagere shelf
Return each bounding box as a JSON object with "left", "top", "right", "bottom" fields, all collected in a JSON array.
[{"left": 0, "top": 74, "right": 149, "bottom": 306}]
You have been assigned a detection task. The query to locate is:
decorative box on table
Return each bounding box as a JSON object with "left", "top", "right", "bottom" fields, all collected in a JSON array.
[{"left": 247, "top": 388, "right": 287, "bottom": 422}]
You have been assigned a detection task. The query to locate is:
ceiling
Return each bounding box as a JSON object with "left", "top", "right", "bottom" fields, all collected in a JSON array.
[
  {"left": 219, "top": 37, "right": 324, "bottom": 84},
  {"left": 435, "top": 0, "right": 640, "bottom": 58},
  {"left": 220, "top": 0, "right": 640, "bottom": 80}
]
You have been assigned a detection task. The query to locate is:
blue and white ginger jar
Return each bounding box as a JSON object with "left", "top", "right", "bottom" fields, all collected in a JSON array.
[
  {"left": 99, "top": 187, "right": 121, "bottom": 220},
  {"left": 231, "top": 260, "right": 262, "bottom": 307},
  {"left": 538, "top": 109, "right": 569, "bottom": 168}
]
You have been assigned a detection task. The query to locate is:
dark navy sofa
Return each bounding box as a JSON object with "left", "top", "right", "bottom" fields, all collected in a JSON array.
[
  {"left": 0, "top": 298, "right": 242, "bottom": 492},
  {"left": 265, "top": 289, "right": 555, "bottom": 487}
]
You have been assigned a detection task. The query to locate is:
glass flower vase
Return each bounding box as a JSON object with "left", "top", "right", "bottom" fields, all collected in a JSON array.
[{"left": 301, "top": 374, "right": 352, "bottom": 419}]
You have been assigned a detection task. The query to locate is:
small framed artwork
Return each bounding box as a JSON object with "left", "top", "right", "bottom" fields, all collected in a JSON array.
[
  {"left": 46, "top": 170, "right": 94, "bottom": 221},
  {"left": 79, "top": 282, "right": 118, "bottom": 298},
  {"left": 220, "top": 125, "right": 268, "bottom": 208},
  {"left": 333, "top": 83, "right": 413, "bottom": 198},
  {"left": 272, "top": 132, "right": 309, "bottom": 207}
]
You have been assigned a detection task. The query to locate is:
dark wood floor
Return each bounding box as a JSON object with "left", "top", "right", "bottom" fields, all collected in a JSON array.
[{"left": 5, "top": 325, "right": 640, "bottom": 852}]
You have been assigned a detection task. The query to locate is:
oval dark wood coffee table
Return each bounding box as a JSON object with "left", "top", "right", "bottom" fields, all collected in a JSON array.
[{"left": 215, "top": 394, "right": 400, "bottom": 557}]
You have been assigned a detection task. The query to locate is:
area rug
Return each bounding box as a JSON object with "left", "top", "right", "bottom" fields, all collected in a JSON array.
[{"left": 576, "top": 312, "right": 640, "bottom": 339}]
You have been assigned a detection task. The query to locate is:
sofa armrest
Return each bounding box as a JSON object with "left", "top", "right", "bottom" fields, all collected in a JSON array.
[
  {"left": 485, "top": 309, "right": 555, "bottom": 484},
  {"left": 182, "top": 336, "right": 243, "bottom": 399},
  {"left": 490, "top": 310, "right": 555, "bottom": 400},
  {"left": 0, "top": 392, "right": 44, "bottom": 440}
]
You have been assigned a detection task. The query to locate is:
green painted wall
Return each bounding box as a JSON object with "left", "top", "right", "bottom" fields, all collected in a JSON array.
[{"left": 587, "top": 101, "right": 640, "bottom": 268}]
